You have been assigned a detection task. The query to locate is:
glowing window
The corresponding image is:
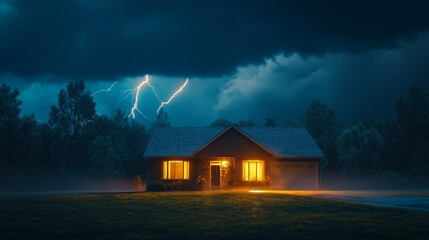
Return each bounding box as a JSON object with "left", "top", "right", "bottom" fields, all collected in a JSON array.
[
  {"left": 162, "top": 160, "right": 190, "bottom": 180},
  {"left": 242, "top": 160, "right": 264, "bottom": 181}
]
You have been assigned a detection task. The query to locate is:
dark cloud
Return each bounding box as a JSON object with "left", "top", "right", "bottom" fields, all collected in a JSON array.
[
  {"left": 9, "top": 32, "right": 428, "bottom": 126},
  {"left": 1, "top": 0, "right": 429, "bottom": 80},
  {"left": 214, "top": 33, "right": 429, "bottom": 125}
]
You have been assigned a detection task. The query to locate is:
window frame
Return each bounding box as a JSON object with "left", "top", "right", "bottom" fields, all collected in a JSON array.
[
  {"left": 162, "top": 160, "right": 190, "bottom": 180},
  {"left": 242, "top": 160, "right": 265, "bottom": 181}
]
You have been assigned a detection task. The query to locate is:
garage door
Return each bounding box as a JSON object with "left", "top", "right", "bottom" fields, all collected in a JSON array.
[{"left": 270, "top": 162, "right": 318, "bottom": 190}]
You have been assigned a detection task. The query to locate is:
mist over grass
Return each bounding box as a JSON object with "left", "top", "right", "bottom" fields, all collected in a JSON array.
[{"left": 0, "top": 170, "right": 142, "bottom": 193}]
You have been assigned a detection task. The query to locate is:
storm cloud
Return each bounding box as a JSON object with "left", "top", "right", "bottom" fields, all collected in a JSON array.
[
  {"left": 13, "top": 31, "right": 426, "bottom": 126},
  {"left": 1, "top": 0, "right": 429, "bottom": 80},
  {"left": 215, "top": 32, "right": 429, "bottom": 125}
]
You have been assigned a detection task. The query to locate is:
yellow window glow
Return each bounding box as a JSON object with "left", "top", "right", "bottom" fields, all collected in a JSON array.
[
  {"left": 184, "top": 161, "right": 189, "bottom": 179},
  {"left": 163, "top": 161, "right": 167, "bottom": 179},
  {"left": 162, "top": 160, "right": 190, "bottom": 180},
  {"left": 242, "top": 160, "right": 264, "bottom": 181}
]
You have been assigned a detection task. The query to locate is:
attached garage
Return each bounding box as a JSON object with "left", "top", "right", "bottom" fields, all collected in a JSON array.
[{"left": 270, "top": 162, "right": 319, "bottom": 190}]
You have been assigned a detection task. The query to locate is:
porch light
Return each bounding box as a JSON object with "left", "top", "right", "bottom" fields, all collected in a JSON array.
[{"left": 221, "top": 160, "right": 229, "bottom": 168}]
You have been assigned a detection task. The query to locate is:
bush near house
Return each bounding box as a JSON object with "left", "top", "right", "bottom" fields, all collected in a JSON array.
[
  {"left": 146, "top": 180, "right": 192, "bottom": 191},
  {"left": 237, "top": 179, "right": 271, "bottom": 189}
]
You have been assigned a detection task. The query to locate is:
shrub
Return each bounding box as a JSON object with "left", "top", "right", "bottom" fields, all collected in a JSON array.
[
  {"left": 238, "top": 180, "right": 271, "bottom": 189},
  {"left": 146, "top": 180, "right": 191, "bottom": 191},
  {"left": 146, "top": 181, "right": 166, "bottom": 192},
  {"left": 133, "top": 175, "right": 144, "bottom": 191}
]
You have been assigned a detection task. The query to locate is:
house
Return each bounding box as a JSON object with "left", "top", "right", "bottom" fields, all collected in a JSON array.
[{"left": 144, "top": 126, "right": 323, "bottom": 190}]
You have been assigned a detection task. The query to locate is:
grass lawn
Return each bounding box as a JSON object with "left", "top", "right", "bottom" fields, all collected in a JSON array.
[{"left": 0, "top": 191, "right": 428, "bottom": 239}]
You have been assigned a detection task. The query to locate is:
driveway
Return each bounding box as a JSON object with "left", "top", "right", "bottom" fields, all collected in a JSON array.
[
  {"left": 249, "top": 190, "right": 429, "bottom": 211},
  {"left": 306, "top": 190, "right": 429, "bottom": 211}
]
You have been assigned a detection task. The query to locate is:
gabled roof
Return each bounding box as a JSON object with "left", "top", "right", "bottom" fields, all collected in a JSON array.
[
  {"left": 144, "top": 126, "right": 324, "bottom": 158},
  {"left": 193, "top": 125, "right": 274, "bottom": 155}
]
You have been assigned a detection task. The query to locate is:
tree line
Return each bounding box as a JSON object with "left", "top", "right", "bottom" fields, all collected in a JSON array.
[
  {"left": 1, "top": 80, "right": 428, "bottom": 188},
  {"left": 0, "top": 81, "right": 154, "bottom": 184}
]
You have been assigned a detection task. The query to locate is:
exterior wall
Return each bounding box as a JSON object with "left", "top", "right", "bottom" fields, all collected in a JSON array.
[
  {"left": 195, "top": 128, "right": 272, "bottom": 159},
  {"left": 147, "top": 156, "right": 321, "bottom": 190},
  {"left": 146, "top": 157, "right": 162, "bottom": 184},
  {"left": 195, "top": 128, "right": 273, "bottom": 188}
]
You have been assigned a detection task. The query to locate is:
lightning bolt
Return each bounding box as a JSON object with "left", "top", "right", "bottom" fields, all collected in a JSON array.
[
  {"left": 90, "top": 75, "right": 189, "bottom": 120},
  {"left": 117, "top": 82, "right": 162, "bottom": 107},
  {"left": 92, "top": 81, "right": 118, "bottom": 96},
  {"left": 128, "top": 75, "right": 150, "bottom": 119},
  {"left": 147, "top": 82, "right": 163, "bottom": 102},
  {"left": 157, "top": 78, "right": 188, "bottom": 114},
  {"left": 115, "top": 88, "right": 136, "bottom": 108}
]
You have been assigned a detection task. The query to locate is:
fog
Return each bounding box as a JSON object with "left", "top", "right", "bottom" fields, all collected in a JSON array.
[{"left": 0, "top": 171, "right": 144, "bottom": 194}]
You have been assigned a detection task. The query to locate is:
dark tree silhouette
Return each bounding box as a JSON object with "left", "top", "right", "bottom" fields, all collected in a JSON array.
[
  {"left": 0, "top": 84, "right": 21, "bottom": 122},
  {"left": 0, "top": 84, "right": 22, "bottom": 167},
  {"left": 337, "top": 120, "right": 384, "bottom": 177},
  {"left": 302, "top": 99, "right": 341, "bottom": 177},
  {"left": 16, "top": 114, "right": 38, "bottom": 167},
  {"left": 35, "top": 123, "right": 56, "bottom": 170},
  {"left": 387, "top": 85, "right": 429, "bottom": 177},
  {"left": 89, "top": 135, "right": 118, "bottom": 177},
  {"left": 123, "top": 120, "right": 149, "bottom": 178},
  {"left": 264, "top": 118, "right": 276, "bottom": 127},
  {"left": 151, "top": 107, "right": 170, "bottom": 128},
  {"left": 49, "top": 80, "right": 96, "bottom": 169},
  {"left": 90, "top": 110, "right": 149, "bottom": 178},
  {"left": 49, "top": 80, "right": 96, "bottom": 137},
  {"left": 0, "top": 81, "right": 150, "bottom": 190},
  {"left": 210, "top": 118, "right": 232, "bottom": 127}
]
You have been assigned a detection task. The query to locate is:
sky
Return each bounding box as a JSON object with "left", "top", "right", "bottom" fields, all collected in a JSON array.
[{"left": 1, "top": 0, "right": 429, "bottom": 126}]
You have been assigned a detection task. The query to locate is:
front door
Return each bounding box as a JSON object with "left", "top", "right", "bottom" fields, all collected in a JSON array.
[{"left": 211, "top": 165, "right": 220, "bottom": 188}]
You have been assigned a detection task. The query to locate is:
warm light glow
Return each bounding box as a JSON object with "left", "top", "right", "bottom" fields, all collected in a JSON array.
[
  {"left": 163, "top": 161, "right": 168, "bottom": 179},
  {"left": 248, "top": 190, "right": 322, "bottom": 194},
  {"left": 162, "top": 160, "right": 190, "bottom": 180},
  {"left": 243, "top": 160, "right": 264, "bottom": 181},
  {"left": 157, "top": 78, "right": 188, "bottom": 114},
  {"left": 221, "top": 160, "right": 229, "bottom": 168},
  {"left": 184, "top": 161, "right": 189, "bottom": 179},
  {"left": 249, "top": 190, "right": 267, "bottom": 193}
]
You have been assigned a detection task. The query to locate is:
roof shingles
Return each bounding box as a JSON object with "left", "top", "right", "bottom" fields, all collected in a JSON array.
[{"left": 144, "top": 126, "right": 323, "bottom": 157}]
